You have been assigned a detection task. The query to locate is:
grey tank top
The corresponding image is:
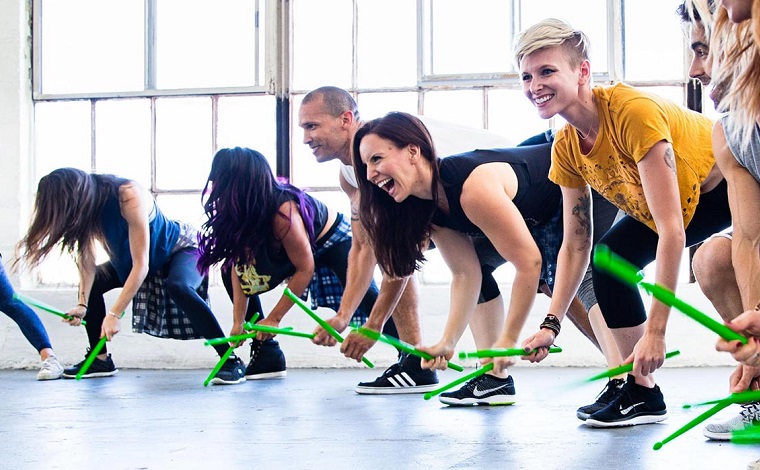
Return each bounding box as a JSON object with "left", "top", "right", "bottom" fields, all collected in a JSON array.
[{"left": 722, "top": 115, "right": 760, "bottom": 182}]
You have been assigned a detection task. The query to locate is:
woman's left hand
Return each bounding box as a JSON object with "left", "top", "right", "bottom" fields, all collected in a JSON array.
[
  {"left": 101, "top": 312, "right": 121, "bottom": 341},
  {"left": 255, "top": 316, "right": 280, "bottom": 341}
]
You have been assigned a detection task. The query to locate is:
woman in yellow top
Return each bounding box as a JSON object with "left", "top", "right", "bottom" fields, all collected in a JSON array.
[{"left": 515, "top": 18, "right": 730, "bottom": 427}]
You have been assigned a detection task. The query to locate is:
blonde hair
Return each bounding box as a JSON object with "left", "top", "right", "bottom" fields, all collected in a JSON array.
[
  {"left": 710, "top": 3, "right": 760, "bottom": 150},
  {"left": 514, "top": 18, "right": 591, "bottom": 69}
]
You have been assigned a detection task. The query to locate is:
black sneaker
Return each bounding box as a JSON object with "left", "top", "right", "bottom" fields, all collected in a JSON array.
[
  {"left": 62, "top": 351, "right": 118, "bottom": 379},
  {"left": 355, "top": 353, "right": 439, "bottom": 395},
  {"left": 439, "top": 373, "right": 517, "bottom": 406},
  {"left": 245, "top": 339, "right": 286, "bottom": 380},
  {"left": 576, "top": 378, "right": 626, "bottom": 420},
  {"left": 210, "top": 356, "right": 246, "bottom": 385},
  {"left": 585, "top": 375, "right": 668, "bottom": 427}
]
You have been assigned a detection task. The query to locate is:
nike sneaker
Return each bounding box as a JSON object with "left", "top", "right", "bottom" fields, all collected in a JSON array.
[
  {"left": 439, "top": 373, "right": 517, "bottom": 406},
  {"left": 585, "top": 374, "right": 667, "bottom": 427},
  {"left": 576, "top": 378, "right": 626, "bottom": 420}
]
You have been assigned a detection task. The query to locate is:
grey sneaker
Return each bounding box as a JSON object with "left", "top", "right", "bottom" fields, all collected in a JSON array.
[
  {"left": 703, "top": 402, "right": 760, "bottom": 441},
  {"left": 37, "top": 355, "right": 64, "bottom": 381}
]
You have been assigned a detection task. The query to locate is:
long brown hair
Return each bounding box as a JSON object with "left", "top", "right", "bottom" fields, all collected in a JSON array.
[
  {"left": 351, "top": 112, "right": 439, "bottom": 277},
  {"left": 16, "top": 168, "right": 123, "bottom": 270}
]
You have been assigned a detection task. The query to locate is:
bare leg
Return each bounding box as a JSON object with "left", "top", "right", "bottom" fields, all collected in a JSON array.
[
  {"left": 391, "top": 274, "right": 423, "bottom": 344},
  {"left": 469, "top": 294, "right": 509, "bottom": 378},
  {"left": 693, "top": 237, "right": 743, "bottom": 321},
  {"left": 609, "top": 324, "right": 654, "bottom": 387},
  {"left": 588, "top": 304, "right": 624, "bottom": 370}
]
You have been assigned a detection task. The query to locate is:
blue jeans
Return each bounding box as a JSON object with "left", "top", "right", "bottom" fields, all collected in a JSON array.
[{"left": 0, "top": 262, "right": 52, "bottom": 352}]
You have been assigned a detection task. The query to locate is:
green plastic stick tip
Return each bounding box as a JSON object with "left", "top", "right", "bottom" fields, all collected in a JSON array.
[{"left": 653, "top": 442, "right": 663, "bottom": 451}]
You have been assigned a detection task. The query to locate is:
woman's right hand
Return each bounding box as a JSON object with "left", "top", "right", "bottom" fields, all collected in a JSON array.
[
  {"left": 520, "top": 328, "right": 556, "bottom": 363},
  {"left": 229, "top": 322, "right": 245, "bottom": 347},
  {"left": 417, "top": 341, "right": 454, "bottom": 371},
  {"left": 65, "top": 305, "right": 87, "bottom": 327}
]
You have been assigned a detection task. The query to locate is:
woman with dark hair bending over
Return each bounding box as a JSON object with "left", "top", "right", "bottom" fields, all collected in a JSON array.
[
  {"left": 351, "top": 112, "right": 619, "bottom": 406},
  {"left": 196, "top": 147, "right": 389, "bottom": 381},
  {"left": 18, "top": 168, "right": 246, "bottom": 385}
]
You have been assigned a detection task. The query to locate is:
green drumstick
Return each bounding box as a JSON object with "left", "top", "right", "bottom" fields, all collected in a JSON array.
[
  {"left": 653, "top": 401, "right": 731, "bottom": 450},
  {"left": 13, "top": 293, "right": 87, "bottom": 325},
  {"left": 458, "top": 346, "right": 563, "bottom": 359},
  {"left": 203, "top": 313, "right": 259, "bottom": 386},
  {"left": 205, "top": 327, "right": 316, "bottom": 346},
  {"left": 423, "top": 363, "right": 495, "bottom": 400},
  {"left": 283, "top": 287, "right": 374, "bottom": 368},
  {"left": 75, "top": 336, "right": 108, "bottom": 380},
  {"left": 357, "top": 327, "right": 464, "bottom": 372},
  {"left": 682, "top": 389, "right": 760, "bottom": 409},
  {"left": 583, "top": 350, "right": 681, "bottom": 383},
  {"left": 593, "top": 245, "right": 748, "bottom": 344}
]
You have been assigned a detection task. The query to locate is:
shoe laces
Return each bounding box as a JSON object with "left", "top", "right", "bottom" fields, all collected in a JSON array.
[
  {"left": 460, "top": 374, "right": 489, "bottom": 393},
  {"left": 249, "top": 340, "right": 263, "bottom": 361},
  {"left": 379, "top": 362, "right": 403, "bottom": 378},
  {"left": 597, "top": 378, "right": 625, "bottom": 403},
  {"left": 740, "top": 402, "right": 760, "bottom": 424}
]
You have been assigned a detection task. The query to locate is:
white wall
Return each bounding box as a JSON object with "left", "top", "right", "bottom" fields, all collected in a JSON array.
[{"left": 0, "top": 0, "right": 737, "bottom": 371}]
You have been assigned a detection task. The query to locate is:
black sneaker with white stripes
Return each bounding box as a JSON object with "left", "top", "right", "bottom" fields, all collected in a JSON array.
[
  {"left": 355, "top": 353, "right": 438, "bottom": 395},
  {"left": 439, "top": 373, "right": 517, "bottom": 406}
]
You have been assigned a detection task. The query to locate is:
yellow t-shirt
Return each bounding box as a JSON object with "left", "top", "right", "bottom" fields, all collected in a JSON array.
[{"left": 549, "top": 83, "right": 715, "bottom": 232}]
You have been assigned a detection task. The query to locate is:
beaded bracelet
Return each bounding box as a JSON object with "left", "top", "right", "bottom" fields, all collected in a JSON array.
[{"left": 540, "top": 314, "right": 561, "bottom": 338}]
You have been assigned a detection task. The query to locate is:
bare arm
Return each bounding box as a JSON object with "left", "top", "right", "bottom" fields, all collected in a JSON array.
[
  {"left": 100, "top": 183, "right": 152, "bottom": 339},
  {"left": 461, "top": 165, "right": 542, "bottom": 349},
  {"left": 230, "top": 266, "right": 250, "bottom": 338},
  {"left": 638, "top": 141, "right": 686, "bottom": 335},
  {"left": 67, "top": 240, "right": 97, "bottom": 325},
  {"left": 714, "top": 122, "right": 760, "bottom": 311},
  {"left": 264, "top": 201, "right": 316, "bottom": 326},
  {"left": 416, "top": 225, "right": 481, "bottom": 368},
  {"left": 522, "top": 185, "right": 593, "bottom": 361}
]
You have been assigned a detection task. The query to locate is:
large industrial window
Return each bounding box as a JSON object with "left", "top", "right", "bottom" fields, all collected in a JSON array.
[{"left": 32, "top": 0, "right": 702, "bottom": 286}]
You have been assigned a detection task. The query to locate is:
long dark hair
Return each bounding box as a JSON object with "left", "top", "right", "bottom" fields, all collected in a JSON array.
[
  {"left": 197, "top": 147, "right": 317, "bottom": 273},
  {"left": 16, "top": 168, "right": 123, "bottom": 269},
  {"left": 351, "top": 112, "right": 439, "bottom": 277}
]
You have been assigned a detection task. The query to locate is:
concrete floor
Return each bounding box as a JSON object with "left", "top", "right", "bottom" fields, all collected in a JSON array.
[{"left": 1, "top": 366, "right": 758, "bottom": 470}]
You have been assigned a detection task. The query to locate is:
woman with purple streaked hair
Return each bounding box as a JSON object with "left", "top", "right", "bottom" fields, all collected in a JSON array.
[{"left": 197, "top": 147, "right": 376, "bottom": 379}]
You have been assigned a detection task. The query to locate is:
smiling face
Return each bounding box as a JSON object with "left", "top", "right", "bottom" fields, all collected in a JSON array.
[
  {"left": 688, "top": 23, "right": 712, "bottom": 86},
  {"left": 359, "top": 133, "right": 427, "bottom": 203},
  {"left": 519, "top": 45, "right": 588, "bottom": 120},
  {"left": 298, "top": 98, "right": 354, "bottom": 164}
]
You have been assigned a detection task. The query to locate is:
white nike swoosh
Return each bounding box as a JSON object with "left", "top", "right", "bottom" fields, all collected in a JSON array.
[
  {"left": 619, "top": 402, "right": 645, "bottom": 415},
  {"left": 472, "top": 385, "right": 507, "bottom": 397}
]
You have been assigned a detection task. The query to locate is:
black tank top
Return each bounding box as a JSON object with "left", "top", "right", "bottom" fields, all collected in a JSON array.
[{"left": 432, "top": 143, "right": 560, "bottom": 236}]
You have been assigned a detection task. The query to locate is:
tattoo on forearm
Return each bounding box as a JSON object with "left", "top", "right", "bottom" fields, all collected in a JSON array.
[
  {"left": 664, "top": 147, "right": 676, "bottom": 173},
  {"left": 572, "top": 194, "right": 591, "bottom": 251},
  {"left": 351, "top": 207, "right": 360, "bottom": 222}
]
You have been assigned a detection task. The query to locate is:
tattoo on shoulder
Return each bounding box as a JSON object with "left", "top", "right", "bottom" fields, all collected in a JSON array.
[
  {"left": 572, "top": 194, "right": 591, "bottom": 251},
  {"left": 664, "top": 147, "right": 676, "bottom": 173}
]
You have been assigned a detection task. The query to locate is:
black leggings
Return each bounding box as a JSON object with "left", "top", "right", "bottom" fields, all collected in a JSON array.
[
  {"left": 87, "top": 249, "right": 229, "bottom": 357},
  {"left": 593, "top": 180, "right": 731, "bottom": 328},
  {"left": 221, "top": 237, "right": 400, "bottom": 340}
]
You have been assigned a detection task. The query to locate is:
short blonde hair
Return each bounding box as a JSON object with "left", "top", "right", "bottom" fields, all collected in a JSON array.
[{"left": 514, "top": 18, "right": 591, "bottom": 69}]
